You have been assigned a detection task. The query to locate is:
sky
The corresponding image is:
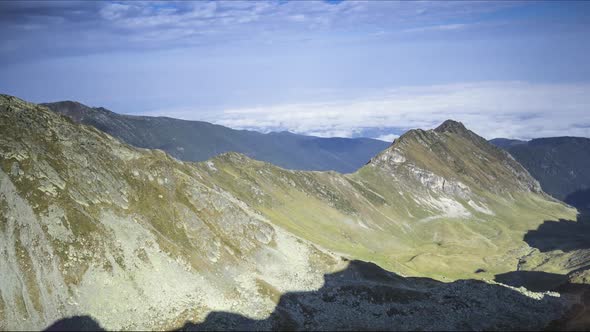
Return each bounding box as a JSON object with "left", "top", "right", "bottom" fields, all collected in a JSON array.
[{"left": 1, "top": 0, "right": 590, "bottom": 140}]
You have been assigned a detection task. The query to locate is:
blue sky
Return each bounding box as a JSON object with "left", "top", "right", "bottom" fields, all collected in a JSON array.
[{"left": 1, "top": 1, "right": 589, "bottom": 140}]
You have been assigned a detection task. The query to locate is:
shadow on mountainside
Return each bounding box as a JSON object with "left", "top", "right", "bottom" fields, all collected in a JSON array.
[
  {"left": 565, "top": 188, "right": 590, "bottom": 223},
  {"left": 44, "top": 315, "right": 104, "bottom": 331},
  {"left": 493, "top": 269, "right": 590, "bottom": 331},
  {"left": 174, "top": 259, "right": 580, "bottom": 331},
  {"left": 523, "top": 213, "right": 590, "bottom": 253},
  {"left": 511, "top": 206, "right": 590, "bottom": 330},
  {"left": 43, "top": 260, "right": 588, "bottom": 331},
  {"left": 494, "top": 270, "right": 570, "bottom": 292}
]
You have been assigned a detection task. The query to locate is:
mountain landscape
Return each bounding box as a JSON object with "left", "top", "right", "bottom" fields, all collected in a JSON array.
[
  {"left": 44, "top": 100, "right": 590, "bottom": 219},
  {"left": 1, "top": 94, "right": 589, "bottom": 330},
  {"left": 42, "top": 101, "right": 389, "bottom": 173}
]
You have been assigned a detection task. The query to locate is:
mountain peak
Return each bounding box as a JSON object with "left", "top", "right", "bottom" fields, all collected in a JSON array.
[
  {"left": 369, "top": 119, "right": 542, "bottom": 194},
  {"left": 434, "top": 119, "right": 468, "bottom": 134}
]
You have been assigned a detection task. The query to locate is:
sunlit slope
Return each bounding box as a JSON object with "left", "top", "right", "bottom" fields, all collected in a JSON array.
[
  {"left": 0, "top": 94, "right": 343, "bottom": 330},
  {"left": 198, "top": 121, "right": 575, "bottom": 280}
]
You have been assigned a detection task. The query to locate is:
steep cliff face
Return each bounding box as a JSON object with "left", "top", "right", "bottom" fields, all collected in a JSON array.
[{"left": 0, "top": 95, "right": 584, "bottom": 330}]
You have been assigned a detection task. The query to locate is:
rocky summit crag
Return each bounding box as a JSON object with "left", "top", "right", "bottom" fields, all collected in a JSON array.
[{"left": 1, "top": 94, "right": 589, "bottom": 330}]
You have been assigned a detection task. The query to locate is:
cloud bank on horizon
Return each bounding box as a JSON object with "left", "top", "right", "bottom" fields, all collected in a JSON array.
[
  {"left": 1, "top": 1, "right": 589, "bottom": 140},
  {"left": 148, "top": 81, "right": 590, "bottom": 141}
]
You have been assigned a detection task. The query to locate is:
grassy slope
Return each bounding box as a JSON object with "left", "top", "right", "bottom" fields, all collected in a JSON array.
[
  {"left": 0, "top": 95, "right": 351, "bottom": 329},
  {"left": 196, "top": 126, "right": 576, "bottom": 281},
  {"left": 6, "top": 96, "right": 578, "bottom": 283}
]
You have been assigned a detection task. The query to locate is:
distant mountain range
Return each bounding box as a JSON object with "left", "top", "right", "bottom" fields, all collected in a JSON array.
[
  {"left": 488, "top": 138, "right": 528, "bottom": 148},
  {"left": 42, "top": 101, "right": 389, "bottom": 173},
  {"left": 490, "top": 137, "right": 590, "bottom": 214}
]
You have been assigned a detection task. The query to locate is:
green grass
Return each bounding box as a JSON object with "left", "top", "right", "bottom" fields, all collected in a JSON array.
[{"left": 199, "top": 138, "right": 577, "bottom": 281}]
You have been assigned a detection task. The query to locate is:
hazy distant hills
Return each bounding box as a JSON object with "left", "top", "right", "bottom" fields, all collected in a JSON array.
[
  {"left": 488, "top": 138, "right": 527, "bottom": 148},
  {"left": 42, "top": 101, "right": 389, "bottom": 173},
  {"left": 491, "top": 137, "right": 590, "bottom": 213}
]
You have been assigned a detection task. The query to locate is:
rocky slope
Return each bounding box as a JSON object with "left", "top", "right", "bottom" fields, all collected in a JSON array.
[
  {"left": 0, "top": 94, "right": 587, "bottom": 330},
  {"left": 42, "top": 101, "right": 389, "bottom": 173}
]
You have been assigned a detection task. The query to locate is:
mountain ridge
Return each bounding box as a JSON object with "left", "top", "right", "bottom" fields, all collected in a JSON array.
[
  {"left": 370, "top": 119, "right": 542, "bottom": 195},
  {"left": 41, "top": 100, "right": 389, "bottom": 173}
]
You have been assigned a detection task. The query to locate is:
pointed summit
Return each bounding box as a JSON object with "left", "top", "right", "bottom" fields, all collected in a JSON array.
[
  {"left": 368, "top": 118, "right": 541, "bottom": 194},
  {"left": 434, "top": 120, "right": 469, "bottom": 134}
]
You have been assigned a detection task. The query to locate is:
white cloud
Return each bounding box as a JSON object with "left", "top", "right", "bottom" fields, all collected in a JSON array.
[
  {"left": 376, "top": 134, "right": 400, "bottom": 142},
  {"left": 403, "top": 23, "right": 469, "bottom": 33},
  {"left": 149, "top": 81, "right": 590, "bottom": 140}
]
